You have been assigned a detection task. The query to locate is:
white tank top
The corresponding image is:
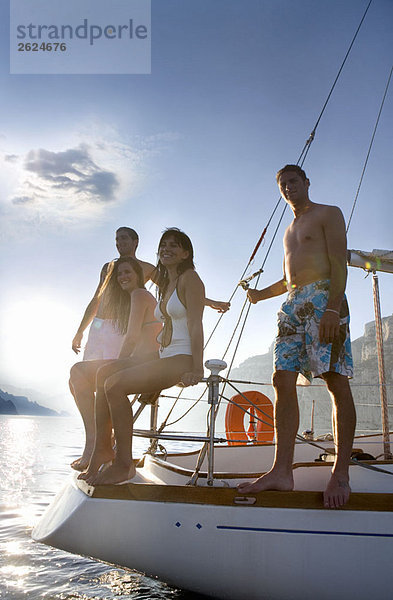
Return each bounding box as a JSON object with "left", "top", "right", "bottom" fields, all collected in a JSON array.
[{"left": 154, "top": 288, "right": 192, "bottom": 358}]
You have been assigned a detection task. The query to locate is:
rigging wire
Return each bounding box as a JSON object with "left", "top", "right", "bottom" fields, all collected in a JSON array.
[
  {"left": 204, "top": 196, "right": 283, "bottom": 348},
  {"left": 237, "top": 0, "right": 374, "bottom": 292},
  {"left": 201, "top": 0, "right": 376, "bottom": 398},
  {"left": 346, "top": 64, "right": 393, "bottom": 233},
  {"left": 215, "top": 0, "right": 372, "bottom": 297},
  {"left": 221, "top": 382, "right": 393, "bottom": 477},
  {"left": 297, "top": 0, "right": 374, "bottom": 165},
  {"left": 207, "top": 0, "right": 377, "bottom": 397},
  {"left": 154, "top": 0, "right": 375, "bottom": 438}
]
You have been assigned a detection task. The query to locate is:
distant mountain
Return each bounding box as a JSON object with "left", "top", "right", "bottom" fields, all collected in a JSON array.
[
  {"left": 0, "top": 383, "right": 66, "bottom": 412},
  {"left": 0, "top": 389, "right": 62, "bottom": 416},
  {"left": 0, "top": 394, "right": 18, "bottom": 415},
  {"left": 230, "top": 314, "right": 393, "bottom": 434}
]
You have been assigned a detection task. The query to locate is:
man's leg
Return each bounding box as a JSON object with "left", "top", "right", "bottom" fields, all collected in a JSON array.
[
  {"left": 322, "top": 372, "right": 356, "bottom": 508},
  {"left": 237, "top": 370, "right": 299, "bottom": 493}
]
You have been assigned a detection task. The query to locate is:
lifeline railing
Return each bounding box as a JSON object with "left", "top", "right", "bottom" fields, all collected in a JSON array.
[{"left": 132, "top": 356, "right": 393, "bottom": 485}]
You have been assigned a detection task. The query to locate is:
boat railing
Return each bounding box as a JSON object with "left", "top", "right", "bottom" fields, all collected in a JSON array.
[
  {"left": 133, "top": 359, "right": 228, "bottom": 484},
  {"left": 131, "top": 359, "right": 392, "bottom": 485}
]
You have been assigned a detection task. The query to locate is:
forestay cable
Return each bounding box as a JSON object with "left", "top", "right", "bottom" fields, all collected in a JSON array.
[
  {"left": 346, "top": 65, "right": 393, "bottom": 233},
  {"left": 212, "top": 0, "right": 377, "bottom": 390}
]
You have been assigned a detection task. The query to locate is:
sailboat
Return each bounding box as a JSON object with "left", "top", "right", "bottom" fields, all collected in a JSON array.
[
  {"left": 32, "top": 345, "right": 393, "bottom": 600},
  {"left": 32, "top": 224, "right": 393, "bottom": 599},
  {"left": 33, "top": 6, "right": 393, "bottom": 600}
]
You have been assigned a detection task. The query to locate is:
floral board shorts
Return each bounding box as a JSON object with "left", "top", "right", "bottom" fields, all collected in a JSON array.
[{"left": 273, "top": 280, "right": 353, "bottom": 384}]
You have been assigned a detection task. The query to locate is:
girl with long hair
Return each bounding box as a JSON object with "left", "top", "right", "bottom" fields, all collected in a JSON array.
[
  {"left": 82, "top": 228, "right": 205, "bottom": 485},
  {"left": 70, "top": 256, "right": 161, "bottom": 471}
]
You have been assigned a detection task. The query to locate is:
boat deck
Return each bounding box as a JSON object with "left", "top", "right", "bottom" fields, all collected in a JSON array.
[{"left": 76, "top": 432, "right": 393, "bottom": 511}]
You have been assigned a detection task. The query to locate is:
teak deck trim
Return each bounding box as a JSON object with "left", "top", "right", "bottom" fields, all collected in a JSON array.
[{"left": 77, "top": 479, "right": 393, "bottom": 512}]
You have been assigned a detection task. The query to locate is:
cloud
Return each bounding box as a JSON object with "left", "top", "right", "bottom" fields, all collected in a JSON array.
[
  {"left": 11, "top": 196, "right": 33, "bottom": 205},
  {"left": 23, "top": 145, "right": 119, "bottom": 203},
  {"left": 4, "top": 154, "right": 18, "bottom": 162},
  {"left": 0, "top": 127, "right": 179, "bottom": 238},
  {"left": 1, "top": 143, "right": 121, "bottom": 236}
]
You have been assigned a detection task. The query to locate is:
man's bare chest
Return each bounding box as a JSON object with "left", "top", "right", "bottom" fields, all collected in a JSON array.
[{"left": 284, "top": 217, "right": 324, "bottom": 249}]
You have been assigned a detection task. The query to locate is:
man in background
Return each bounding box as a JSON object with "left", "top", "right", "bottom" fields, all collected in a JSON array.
[{"left": 72, "top": 227, "right": 154, "bottom": 359}]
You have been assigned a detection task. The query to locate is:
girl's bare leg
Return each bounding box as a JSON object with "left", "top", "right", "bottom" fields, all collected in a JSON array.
[
  {"left": 79, "top": 358, "right": 136, "bottom": 481},
  {"left": 69, "top": 360, "right": 111, "bottom": 470},
  {"left": 90, "top": 355, "right": 193, "bottom": 485}
]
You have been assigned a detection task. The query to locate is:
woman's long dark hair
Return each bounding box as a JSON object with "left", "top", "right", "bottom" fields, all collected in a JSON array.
[
  {"left": 99, "top": 256, "right": 145, "bottom": 334},
  {"left": 155, "top": 228, "right": 195, "bottom": 300}
]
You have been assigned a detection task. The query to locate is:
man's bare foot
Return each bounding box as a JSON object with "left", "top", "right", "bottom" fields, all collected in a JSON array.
[
  {"left": 89, "top": 461, "right": 136, "bottom": 486},
  {"left": 237, "top": 469, "right": 294, "bottom": 494},
  {"left": 323, "top": 473, "right": 350, "bottom": 509},
  {"left": 77, "top": 447, "right": 115, "bottom": 481}
]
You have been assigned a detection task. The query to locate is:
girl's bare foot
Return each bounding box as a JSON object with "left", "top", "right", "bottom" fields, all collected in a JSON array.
[
  {"left": 237, "top": 469, "right": 294, "bottom": 494},
  {"left": 77, "top": 447, "right": 115, "bottom": 481},
  {"left": 71, "top": 439, "right": 96, "bottom": 471},
  {"left": 89, "top": 461, "right": 136, "bottom": 486},
  {"left": 71, "top": 457, "right": 89, "bottom": 472}
]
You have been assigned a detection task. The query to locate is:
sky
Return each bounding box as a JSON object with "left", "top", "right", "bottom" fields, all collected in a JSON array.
[{"left": 0, "top": 0, "right": 392, "bottom": 414}]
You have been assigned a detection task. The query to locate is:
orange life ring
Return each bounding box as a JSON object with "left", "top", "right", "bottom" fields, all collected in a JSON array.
[{"left": 225, "top": 390, "right": 274, "bottom": 446}]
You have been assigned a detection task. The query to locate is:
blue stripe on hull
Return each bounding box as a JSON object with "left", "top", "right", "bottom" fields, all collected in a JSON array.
[{"left": 217, "top": 525, "right": 393, "bottom": 538}]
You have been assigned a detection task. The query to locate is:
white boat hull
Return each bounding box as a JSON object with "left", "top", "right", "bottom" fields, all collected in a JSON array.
[{"left": 33, "top": 459, "right": 393, "bottom": 600}]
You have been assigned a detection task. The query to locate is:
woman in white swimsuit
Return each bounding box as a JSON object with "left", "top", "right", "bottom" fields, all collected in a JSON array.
[
  {"left": 71, "top": 256, "right": 161, "bottom": 471},
  {"left": 82, "top": 228, "right": 205, "bottom": 485}
]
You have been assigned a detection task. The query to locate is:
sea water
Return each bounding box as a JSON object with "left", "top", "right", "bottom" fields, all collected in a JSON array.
[{"left": 0, "top": 415, "right": 205, "bottom": 600}]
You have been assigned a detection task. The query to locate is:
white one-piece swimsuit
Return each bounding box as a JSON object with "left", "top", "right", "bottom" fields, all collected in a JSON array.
[{"left": 154, "top": 288, "right": 192, "bottom": 359}]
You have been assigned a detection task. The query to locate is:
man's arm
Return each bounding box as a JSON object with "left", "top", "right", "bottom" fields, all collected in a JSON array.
[
  {"left": 247, "top": 278, "right": 287, "bottom": 304},
  {"left": 140, "top": 261, "right": 157, "bottom": 284},
  {"left": 319, "top": 206, "right": 348, "bottom": 344},
  {"left": 71, "top": 263, "right": 109, "bottom": 354},
  {"left": 205, "top": 298, "right": 230, "bottom": 313},
  {"left": 149, "top": 266, "right": 230, "bottom": 313}
]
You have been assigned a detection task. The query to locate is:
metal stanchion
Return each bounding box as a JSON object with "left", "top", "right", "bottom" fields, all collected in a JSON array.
[{"left": 205, "top": 359, "right": 227, "bottom": 486}]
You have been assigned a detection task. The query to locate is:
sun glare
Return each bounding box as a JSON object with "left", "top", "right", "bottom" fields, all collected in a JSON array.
[{"left": 1, "top": 295, "right": 77, "bottom": 391}]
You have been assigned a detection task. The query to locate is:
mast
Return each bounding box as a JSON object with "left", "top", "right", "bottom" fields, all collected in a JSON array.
[
  {"left": 348, "top": 249, "right": 392, "bottom": 459},
  {"left": 371, "top": 272, "right": 392, "bottom": 459}
]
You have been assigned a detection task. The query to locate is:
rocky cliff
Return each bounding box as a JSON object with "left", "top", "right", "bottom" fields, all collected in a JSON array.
[
  {"left": 0, "top": 394, "right": 18, "bottom": 415},
  {"left": 0, "top": 389, "right": 61, "bottom": 416},
  {"left": 230, "top": 314, "right": 393, "bottom": 435}
]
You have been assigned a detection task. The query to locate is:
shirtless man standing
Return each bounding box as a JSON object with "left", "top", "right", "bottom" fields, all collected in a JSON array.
[{"left": 238, "top": 165, "right": 355, "bottom": 509}]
